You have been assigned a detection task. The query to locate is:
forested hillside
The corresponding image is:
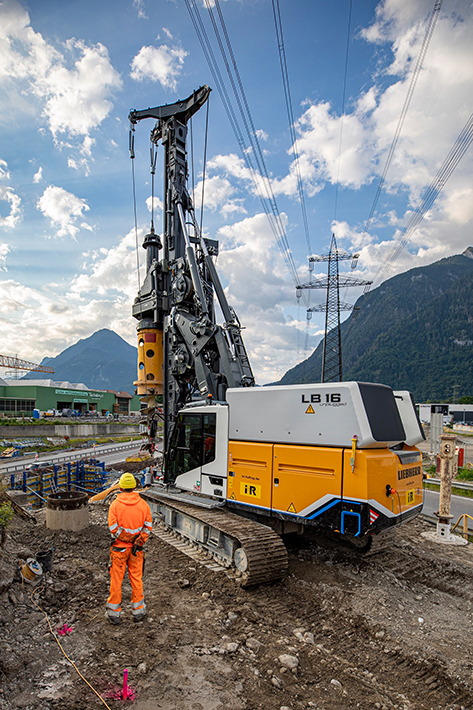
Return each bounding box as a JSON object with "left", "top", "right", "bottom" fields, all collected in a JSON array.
[{"left": 278, "top": 248, "right": 473, "bottom": 401}]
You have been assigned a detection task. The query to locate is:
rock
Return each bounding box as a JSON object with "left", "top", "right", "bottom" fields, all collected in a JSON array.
[
  {"left": 278, "top": 654, "right": 299, "bottom": 670},
  {"left": 178, "top": 579, "right": 190, "bottom": 588},
  {"left": 0, "top": 559, "right": 14, "bottom": 595},
  {"left": 280, "top": 706, "right": 291, "bottom": 710},
  {"left": 246, "top": 637, "right": 262, "bottom": 652},
  {"left": 271, "top": 675, "right": 282, "bottom": 688},
  {"left": 137, "top": 662, "right": 147, "bottom": 674},
  {"left": 202, "top": 592, "right": 210, "bottom": 599},
  {"left": 375, "top": 630, "right": 385, "bottom": 639},
  {"left": 303, "top": 632, "right": 315, "bottom": 644},
  {"left": 294, "top": 631, "right": 304, "bottom": 642},
  {"left": 225, "top": 642, "right": 239, "bottom": 653},
  {"left": 418, "top": 617, "right": 424, "bottom": 624},
  {"left": 228, "top": 611, "right": 238, "bottom": 621},
  {"left": 330, "top": 679, "right": 342, "bottom": 689},
  {"left": 8, "top": 591, "right": 18, "bottom": 606}
]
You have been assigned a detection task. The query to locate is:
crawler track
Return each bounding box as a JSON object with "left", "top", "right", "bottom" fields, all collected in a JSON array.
[{"left": 143, "top": 491, "right": 288, "bottom": 587}]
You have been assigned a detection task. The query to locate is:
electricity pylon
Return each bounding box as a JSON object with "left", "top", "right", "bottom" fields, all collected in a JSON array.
[{"left": 296, "top": 235, "right": 371, "bottom": 383}]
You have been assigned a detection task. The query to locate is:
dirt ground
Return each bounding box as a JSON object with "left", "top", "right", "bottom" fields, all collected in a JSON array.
[{"left": 1, "top": 481, "right": 473, "bottom": 710}]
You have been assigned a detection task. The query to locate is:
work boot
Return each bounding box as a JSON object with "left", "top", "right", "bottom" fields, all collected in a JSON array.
[
  {"left": 133, "top": 612, "right": 146, "bottom": 623},
  {"left": 105, "top": 611, "right": 120, "bottom": 625}
]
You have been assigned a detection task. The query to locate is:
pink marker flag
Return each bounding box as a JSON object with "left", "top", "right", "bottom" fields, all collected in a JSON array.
[{"left": 122, "top": 668, "right": 128, "bottom": 700}]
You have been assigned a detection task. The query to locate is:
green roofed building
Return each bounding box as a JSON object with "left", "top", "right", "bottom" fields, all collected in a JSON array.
[{"left": 0, "top": 379, "right": 141, "bottom": 417}]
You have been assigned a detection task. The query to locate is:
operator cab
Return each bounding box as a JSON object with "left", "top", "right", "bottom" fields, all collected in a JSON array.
[{"left": 166, "top": 403, "right": 229, "bottom": 498}]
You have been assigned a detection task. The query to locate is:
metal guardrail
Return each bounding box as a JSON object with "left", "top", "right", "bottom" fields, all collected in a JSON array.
[
  {"left": 425, "top": 477, "right": 473, "bottom": 492},
  {"left": 0, "top": 441, "right": 141, "bottom": 475}
]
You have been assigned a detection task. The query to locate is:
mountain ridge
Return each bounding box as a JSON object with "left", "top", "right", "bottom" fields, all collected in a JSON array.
[
  {"left": 23, "top": 329, "right": 137, "bottom": 394},
  {"left": 278, "top": 248, "right": 473, "bottom": 400}
]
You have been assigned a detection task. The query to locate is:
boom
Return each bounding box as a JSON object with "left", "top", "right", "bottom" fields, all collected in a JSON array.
[{"left": 130, "top": 86, "right": 254, "bottom": 477}]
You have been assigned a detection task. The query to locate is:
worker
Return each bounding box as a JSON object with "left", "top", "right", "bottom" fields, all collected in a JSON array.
[{"left": 106, "top": 473, "right": 153, "bottom": 625}]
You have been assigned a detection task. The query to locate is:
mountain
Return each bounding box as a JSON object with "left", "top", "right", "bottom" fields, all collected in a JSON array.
[
  {"left": 278, "top": 247, "right": 473, "bottom": 401},
  {"left": 23, "top": 329, "right": 138, "bottom": 394}
]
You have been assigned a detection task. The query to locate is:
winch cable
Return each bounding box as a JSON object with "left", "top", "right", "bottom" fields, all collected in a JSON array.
[
  {"left": 30, "top": 587, "right": 113, "bottom": 710},
  {"left": 200, "top": 96, "right": 210, "bottom": 238},
  {"left": 129, "top": 124, "right": 142, "bottom": 292},
  {"left": 185, "top": 0, "right": 308, "bottom": 307}
]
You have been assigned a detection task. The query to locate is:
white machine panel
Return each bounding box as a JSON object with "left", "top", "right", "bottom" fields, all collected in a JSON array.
[
  {"left": 227, "top": 382, "right": 406, "bottom": 449},
  {"left": 393, "top": 391, "right": 426, "bottom": 446}
]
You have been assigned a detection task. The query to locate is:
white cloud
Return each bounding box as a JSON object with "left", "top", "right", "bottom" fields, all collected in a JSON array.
[
  {"left": 146, "top": 196, "right": 164, "bottom": 214},
  {"left": 39, "top": 39, "right": 121, "bottom": 138},
  {"left": 130, "top": 44, "right": 187, "bottom": 90},
  {"left": 0, "top": 243, "right": 10, "bottom": 269},
  {"left": 0, "top": 277, "right": 136, "bottom": 368},
  {"left": 0, "top": 1, "right": 121, "bottom": 165},
  {"left": 0, "top": 161, "right": 21, "bottom": 227},
  {"left": 71, "top": 228, "right": 141, "bottom": 299},
  {"left": 33, "top": 166, "right": 43, "bottom": 183},
  {"left": 133, "top": 0, "right": 147, "bottom": 19},
  {"left": 215, "top": 212, "right": 310, "bottom": 382},
  {"left": 37, "top": 185, "right": 90, "bottom": 239},
  {"left": 193, "top": 175, "right": 235, "bottom": 213}
]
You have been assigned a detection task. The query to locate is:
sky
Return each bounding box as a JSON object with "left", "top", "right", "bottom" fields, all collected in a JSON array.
[{"left": 0, "top": 0, "right": 472, "bottom": 385}]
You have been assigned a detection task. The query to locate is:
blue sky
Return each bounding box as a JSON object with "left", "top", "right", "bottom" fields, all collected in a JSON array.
[{"left": 0, "top": 0, "right": 472, "bottom": 384}]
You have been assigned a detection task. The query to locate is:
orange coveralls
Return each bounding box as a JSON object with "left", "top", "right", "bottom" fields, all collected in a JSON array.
[{"left": 106, "top": 491, "right": 153, "bottom": 621}]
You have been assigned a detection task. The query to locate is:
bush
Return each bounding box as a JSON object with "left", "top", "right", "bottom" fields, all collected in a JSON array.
[
  {"left": 0, "top": 501, "right": 13, "bottom": 549},
  {"left": 456, "top": 467, "right": 473, "bottom": 481}
]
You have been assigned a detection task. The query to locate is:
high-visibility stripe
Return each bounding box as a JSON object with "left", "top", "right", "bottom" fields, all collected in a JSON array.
[
  {"left": 131, "top": 598, "right": 144, "bottom": 609},
  {"left": 109, "top": 522, "right": 118, "bottom": 531},
  {"left": 144, "top": 521, "right": 152, "bottom": 528},
  {"left": 132, "top": 602, "right": 146, "bottom": 615},
  {"left": 107, "top": 601, "right": 121, "bottom": 611},
  {"left": 121, "top": 526, "right": 145, "bottom": 534}
]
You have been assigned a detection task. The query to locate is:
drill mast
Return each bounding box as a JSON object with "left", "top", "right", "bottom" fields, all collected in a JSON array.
[{"left": 129, "top": 86, "right": 254, "bottom": 477}]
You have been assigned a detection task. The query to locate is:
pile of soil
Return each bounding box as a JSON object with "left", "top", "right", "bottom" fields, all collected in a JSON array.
[{"left": 1, "top": 488, "right": 472, "bottom": 710}]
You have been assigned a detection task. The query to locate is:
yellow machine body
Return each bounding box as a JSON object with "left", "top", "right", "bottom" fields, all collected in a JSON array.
[{"left": 227, "top": 440, "right": 423, "bottom": 538}]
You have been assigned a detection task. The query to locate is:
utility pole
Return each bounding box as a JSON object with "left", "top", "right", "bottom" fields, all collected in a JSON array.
[{"left": 296, "top": 235, "right": 371, "bottom": 383}]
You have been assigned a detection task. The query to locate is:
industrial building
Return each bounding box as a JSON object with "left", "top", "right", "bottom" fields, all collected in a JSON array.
[
  {"left": 0, "top": 379, "right": 141, "bottom": 417},
  {"left": 418, "top": 402, "right": 473, "bottom": 424}
]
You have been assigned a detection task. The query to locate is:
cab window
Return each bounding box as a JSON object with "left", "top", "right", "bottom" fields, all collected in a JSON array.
[{"left": 167, "top": 412, "right": 216, "bottom": 480}]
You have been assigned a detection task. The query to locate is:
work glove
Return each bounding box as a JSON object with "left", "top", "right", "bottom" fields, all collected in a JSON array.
[{"left": 131, "top": 543, "right": 143, "bottom": 556}]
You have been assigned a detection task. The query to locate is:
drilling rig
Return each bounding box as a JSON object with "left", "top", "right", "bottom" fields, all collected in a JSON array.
[{"left": 129, "top": 87, "right": 425, "bottom": 586}]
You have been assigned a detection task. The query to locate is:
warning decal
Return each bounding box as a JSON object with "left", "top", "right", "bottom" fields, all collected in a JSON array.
[
  {"left": 305, "top": 404, "right": 315, "bottom": 414},
  {"left": 287, "top": 502, "right": 297, "bottom": 513},
  {"left": 229, "top": 492, "right": 237, "bottom": 500}
]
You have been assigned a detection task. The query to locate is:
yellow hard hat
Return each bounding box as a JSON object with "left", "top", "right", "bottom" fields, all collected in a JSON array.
[{"left": 119, "top": 473, "right": 137, "bottom": 489}]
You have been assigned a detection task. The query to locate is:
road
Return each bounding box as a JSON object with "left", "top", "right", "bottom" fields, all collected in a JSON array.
[
  {"left": 0, "top": 441, "right": 144, "bottom": 477},
  {"left": 422, "top": 486, "right": 473, "bottom": 532}
]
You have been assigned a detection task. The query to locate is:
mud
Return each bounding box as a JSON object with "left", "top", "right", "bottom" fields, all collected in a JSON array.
[{"left": 1, "top": 490, "right": 473, "bottom": 710}]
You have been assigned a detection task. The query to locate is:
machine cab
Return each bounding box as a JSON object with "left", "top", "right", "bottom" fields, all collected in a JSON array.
[{"left": 166, "top": 403, "right": 229, "bottom": 498}]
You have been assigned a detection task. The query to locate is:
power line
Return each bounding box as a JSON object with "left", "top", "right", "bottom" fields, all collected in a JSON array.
[
  {"left": 362, "top": 0, "right": 444, "bottom": 241},
  {"left": 185, "top": 0, "right": 307, "bottom": 304},
  {"left": 333, "top": 0, "right": 353, "bottom": 222},
  {"left": 371, "top": 111, "right": 473, "bottom": 289},
  {"left": 271, "top": 0, "right": 311, "bottom": 257}
]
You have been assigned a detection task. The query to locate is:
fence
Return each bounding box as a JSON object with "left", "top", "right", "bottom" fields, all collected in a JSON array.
[{"left": 8, "top": 459, "right": 114, "bottom": 509}]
